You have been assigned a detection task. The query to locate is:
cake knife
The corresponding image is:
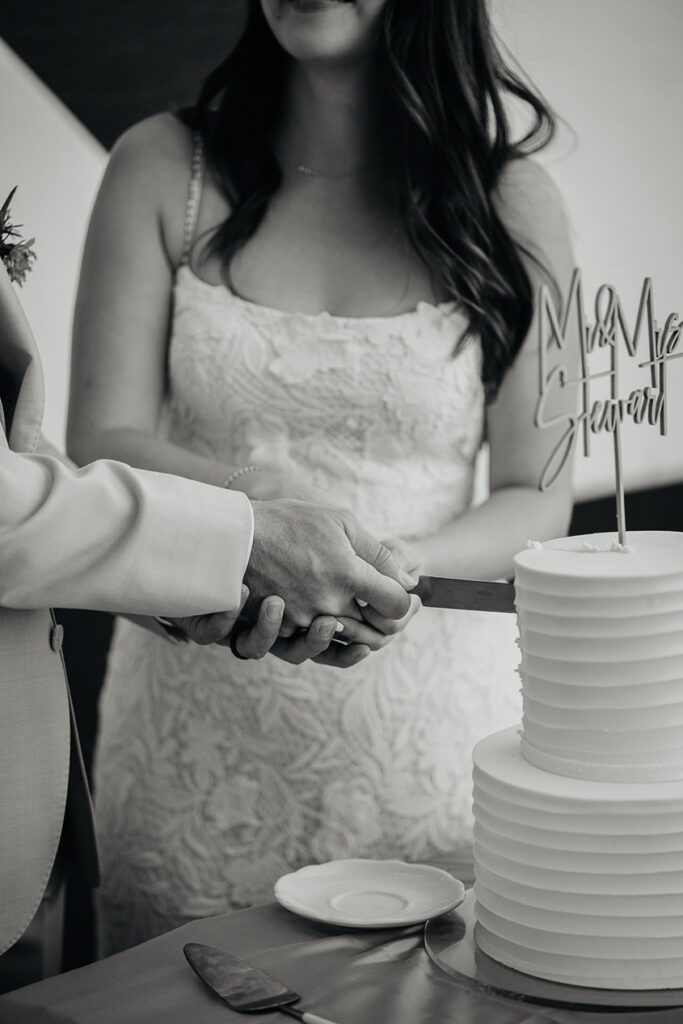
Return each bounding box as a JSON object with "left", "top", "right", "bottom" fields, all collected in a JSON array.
[
  {"left": 183, "top": 942, "right": 338, "bottom": 1023},
  {"left": 410, "top": 576, "right": 516, "bottom": 613}
]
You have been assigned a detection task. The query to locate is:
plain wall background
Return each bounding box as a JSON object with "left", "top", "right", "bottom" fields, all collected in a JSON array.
[
  {"left": 493, "top": 0, "right": 683, "bottom": 499},
  {"left": 0, "top": 37, "right": 105, "bottom": 446},
  {"left": 1, "top": 0, "right": 682, "bottom": 500}
]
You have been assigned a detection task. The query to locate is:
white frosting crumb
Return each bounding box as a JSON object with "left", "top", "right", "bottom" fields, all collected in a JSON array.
[
  {"left": 581, "top": 542, "right": 600, "bottom": 552},
  {"left": 611, "top": 541, "right": 634, "bottom": 553},
  {"left": 526, "top": 539, "right": 543, "bottom": 550}
]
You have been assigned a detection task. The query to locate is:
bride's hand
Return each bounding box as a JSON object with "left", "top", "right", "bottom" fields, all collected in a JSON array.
[
  {"left": 225, "top": 602, "right": 378, "bottom": 669},
  {"left": 261, "top": 599, "right": 421, "bottom": 666},
  {"left": 334, "top": 591, "right": 422, "bottom": 652}
]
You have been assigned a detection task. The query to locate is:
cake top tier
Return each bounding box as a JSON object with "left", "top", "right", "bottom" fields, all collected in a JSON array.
[
  {"left": 514, "top": 530, "right": 683, "bottom": 783},
  {"left": 514, "top": 531, "right": 683, "bottom": 584}
]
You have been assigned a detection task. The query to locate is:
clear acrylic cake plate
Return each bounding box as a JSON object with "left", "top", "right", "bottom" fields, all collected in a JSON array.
[{"left": 424, "top": 890, "right": 683, "bottom": 1012}]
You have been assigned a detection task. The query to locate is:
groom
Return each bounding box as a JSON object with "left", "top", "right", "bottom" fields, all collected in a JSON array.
[{"left": 0, "top": 262, "right": 414, "bottom": 990}]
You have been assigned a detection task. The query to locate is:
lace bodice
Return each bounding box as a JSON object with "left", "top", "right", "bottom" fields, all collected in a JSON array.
[
  {"left": 167, "top": 265, "right": 485, "bottom": 537},
  {"left": 94, "top": 237, "right": 520, "bottom": 958}
]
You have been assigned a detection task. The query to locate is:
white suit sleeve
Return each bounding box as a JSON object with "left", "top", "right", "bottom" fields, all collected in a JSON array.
[{"left": 0, "top": 445, "right": 253, "bottom": 616}]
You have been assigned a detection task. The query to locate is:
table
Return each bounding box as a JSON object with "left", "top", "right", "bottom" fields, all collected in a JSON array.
[{"left": 0, "top": 902, "right": 681, "bottom": 1024}]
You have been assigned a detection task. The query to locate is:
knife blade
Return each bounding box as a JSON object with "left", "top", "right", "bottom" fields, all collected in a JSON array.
[
  {"left": 183, "top": 942, "right": 338, "bottom": 1023},
  {"left": 411, "top": 575, "right": 516, "bottom": 613}
]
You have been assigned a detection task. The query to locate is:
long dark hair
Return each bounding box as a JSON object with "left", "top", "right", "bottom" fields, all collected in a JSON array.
[{"left": 182, "top": 0, "right": 555, "bottom": 401}]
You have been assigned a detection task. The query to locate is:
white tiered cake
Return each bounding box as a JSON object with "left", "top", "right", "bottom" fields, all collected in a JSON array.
[{"left": 472, "top": 531, "right": 683, "bottom": 990}]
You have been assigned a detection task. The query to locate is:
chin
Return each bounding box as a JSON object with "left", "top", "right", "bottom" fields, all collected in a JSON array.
[{"left": 260, "top": 0, "right": 385, "bottom": 65}]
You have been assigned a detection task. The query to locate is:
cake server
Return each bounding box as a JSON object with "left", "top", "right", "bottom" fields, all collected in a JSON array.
[
  {"left": 410, "top": 575, "right": 516, "bottom": 613},
  {"left": 183, "top": 942, "right": 338, "bottom": 1023}
]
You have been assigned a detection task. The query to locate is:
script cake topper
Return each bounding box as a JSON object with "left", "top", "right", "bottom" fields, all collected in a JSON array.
[{"left": 535, "top": 269, "right": 682, "bottom": 544}]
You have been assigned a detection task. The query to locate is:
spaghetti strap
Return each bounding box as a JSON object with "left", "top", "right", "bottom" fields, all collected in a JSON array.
[{"left": 180, "top": 132, "right": 204, "bottom": 266}]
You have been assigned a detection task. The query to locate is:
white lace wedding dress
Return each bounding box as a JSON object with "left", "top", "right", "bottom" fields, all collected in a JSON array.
[{"left": 94, "top": 262, "right": 521, "bottom": 954}]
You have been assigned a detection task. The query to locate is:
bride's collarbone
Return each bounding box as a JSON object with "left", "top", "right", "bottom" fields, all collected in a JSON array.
[
  {"left": 191, "top": 189, "right": 440, "bottom": 317},
  {"left": 219, "top": 254, "right": 435, "bottom": 318}
]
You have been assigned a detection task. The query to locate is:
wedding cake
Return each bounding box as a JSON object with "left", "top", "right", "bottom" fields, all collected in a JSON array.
[{"left": 472, "top": 530, "right": 683, "bottom": 990}]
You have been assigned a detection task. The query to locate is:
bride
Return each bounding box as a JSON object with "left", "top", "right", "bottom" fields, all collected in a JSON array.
[{"left": 68, "top": 0, "right": 576, "bottom": 954}]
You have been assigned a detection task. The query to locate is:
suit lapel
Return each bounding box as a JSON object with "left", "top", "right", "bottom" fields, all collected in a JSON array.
[{"left": 0, "top": 263, "right": 45, "bottom": 453}]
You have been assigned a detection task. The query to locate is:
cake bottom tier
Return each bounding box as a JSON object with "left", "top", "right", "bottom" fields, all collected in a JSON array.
[{"left": 472, "top": 727, "right": 683, "bottom": 990}]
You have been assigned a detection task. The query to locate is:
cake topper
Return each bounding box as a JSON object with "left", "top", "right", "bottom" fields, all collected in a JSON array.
[{"left": 535, "top": 269, "right": 681, "bottom": 545}]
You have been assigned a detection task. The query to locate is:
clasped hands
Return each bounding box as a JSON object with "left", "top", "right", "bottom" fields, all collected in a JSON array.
[{"left": 167, "top": 499, "right": 422, "bottom": 668}]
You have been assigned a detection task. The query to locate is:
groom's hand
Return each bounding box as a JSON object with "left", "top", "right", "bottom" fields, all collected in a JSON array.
[
  {"left": 167, "top": 589, "right": 348, "bottom": 664},
  {"left": 244, "top": 500, "right": 416, "bottom": 633},
  {"left": 166, "top": 585, "right": 252, "bottom": 645},
  {"left": 166, "top": 586, "right": 285, "bottom": 651}
]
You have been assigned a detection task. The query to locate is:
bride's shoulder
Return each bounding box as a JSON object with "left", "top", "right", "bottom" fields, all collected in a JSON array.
[
  {"left": 494, "top": 157, "right": 573, "bottom": 270},
  {"left": 105, "top": 113, "right": 194, "bottom": 193},
  {"left": 494, "top": 158, "right": 567, "bottom": 231},
  {"left": 95, "top": 114, "right": 198, "bottom": 263}
]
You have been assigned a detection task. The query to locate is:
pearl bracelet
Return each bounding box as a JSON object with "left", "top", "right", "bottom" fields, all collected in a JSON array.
[{"left": 221, "top": 464, "right": 262, "bottom": 490}]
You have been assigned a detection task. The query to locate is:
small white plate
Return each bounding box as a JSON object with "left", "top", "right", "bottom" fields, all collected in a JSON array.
[{"left": 274, "top": 858, "right": 465, "bottom": 928}]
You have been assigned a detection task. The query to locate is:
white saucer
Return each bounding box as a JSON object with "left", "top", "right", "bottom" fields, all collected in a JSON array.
[{"left": 274, "top": 859, "right": 466, "bottom": 928}]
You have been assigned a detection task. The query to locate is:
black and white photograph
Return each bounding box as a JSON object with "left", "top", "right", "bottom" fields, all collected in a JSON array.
[{"left": 0, "top": 1, "right": 682, "bottom": 1020}]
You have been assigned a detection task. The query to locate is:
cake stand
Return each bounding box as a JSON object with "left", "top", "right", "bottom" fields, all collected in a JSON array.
[{"left": 424, "top": 890, "right": 683, "bottom": 1012}]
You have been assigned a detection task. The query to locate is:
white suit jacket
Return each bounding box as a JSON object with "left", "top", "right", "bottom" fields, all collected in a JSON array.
[{"left": 0, "top": 263, "right": 253, "bottom": 955}]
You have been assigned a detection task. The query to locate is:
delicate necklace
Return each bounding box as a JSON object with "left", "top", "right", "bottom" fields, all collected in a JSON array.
[
  {"left": 295, "top": 160, "right": 383, "bottom": 180},
  {"left": 296, "top": 164, "right": 322, "bottom": 177}
]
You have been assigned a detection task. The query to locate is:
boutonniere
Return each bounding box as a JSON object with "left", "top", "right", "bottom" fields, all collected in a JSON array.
[{"left": 1, "top": 187, "right": 37, "bottom": 286}]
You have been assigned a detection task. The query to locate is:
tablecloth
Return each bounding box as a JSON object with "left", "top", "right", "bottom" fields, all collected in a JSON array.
[{"left": 0, "top": 902, "right": 681, "bottom": 1024}]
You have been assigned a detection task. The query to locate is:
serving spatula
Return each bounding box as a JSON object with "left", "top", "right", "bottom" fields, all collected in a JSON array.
[{"left": 183, "top": 942, "right": 338, "bottom": 1023}]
